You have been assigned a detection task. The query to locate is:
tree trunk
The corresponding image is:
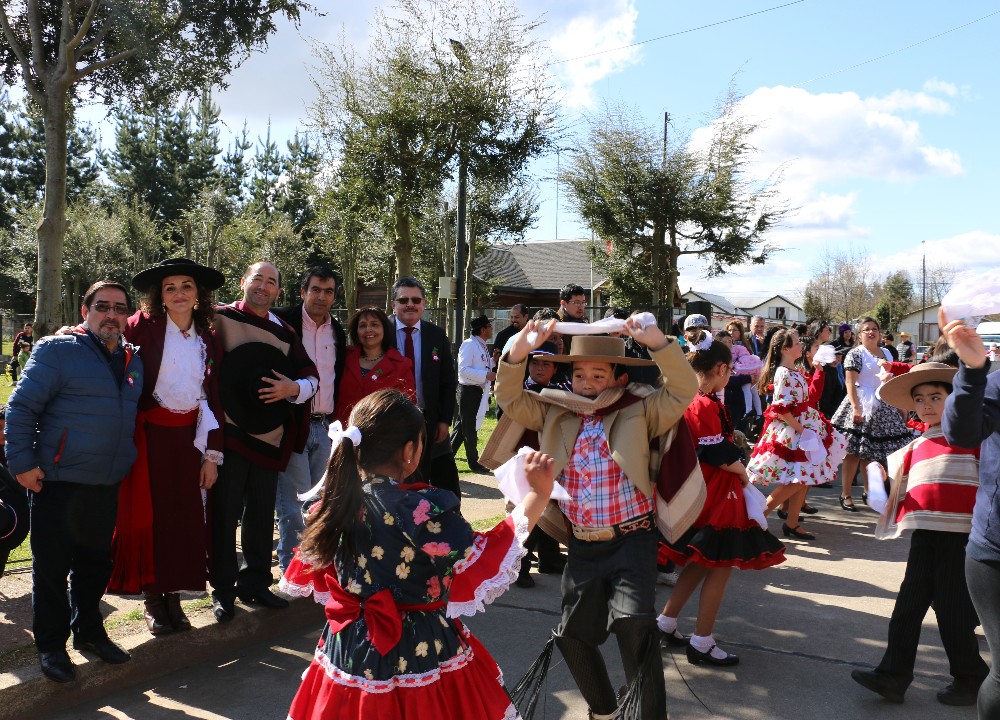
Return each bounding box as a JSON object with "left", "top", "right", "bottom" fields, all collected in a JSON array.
[
  {"left": 394, "top": 199, "right": 413, "bottom": 278},
  {"left": 665, "top": 224, "right": 681, "bottom": 332},
  {"left": 34, "top": 87, "right": 71, "bottom": 336},
  {"left": 462, "top": 226, "right": 476, "bottom": 341},
  {"left": 651, "top": 223, "right": 667, "bottom": 326}
]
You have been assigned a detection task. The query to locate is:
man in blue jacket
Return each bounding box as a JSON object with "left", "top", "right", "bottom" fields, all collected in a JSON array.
[{"left": 6, "top": 281, "right": 143, "bottom": 684}]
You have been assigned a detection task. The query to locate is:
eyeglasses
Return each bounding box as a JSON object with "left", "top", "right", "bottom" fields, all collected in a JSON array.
[
  {"left": 566, "top": 300, "right": 586, "bottom": 307},
  {"left": 395, "top": 296, "right": 424, "bottom": 305},
  {"left": 92, "top": 302, "right": 129, "bottom": 315}
]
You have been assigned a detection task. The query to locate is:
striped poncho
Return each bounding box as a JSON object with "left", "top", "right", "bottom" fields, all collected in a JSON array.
[{"left": 875, "top": 424, "right": 980, "bottom": 540}]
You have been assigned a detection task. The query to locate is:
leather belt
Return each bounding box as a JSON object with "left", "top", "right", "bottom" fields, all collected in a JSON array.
[
  {"left": 310, "top": 413, "right": 330, "bottom": 423},
  {"left": 571, "top": 513, "right": 655, "bottom": 542}
]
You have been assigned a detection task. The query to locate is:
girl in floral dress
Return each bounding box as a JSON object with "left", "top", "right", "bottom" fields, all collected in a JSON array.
[
  {"left": 280, "top": 389, "right": 553, "bottom": 720},
  {"left": 657, "top": 340, "right": 785, "bottom": 668},
  {"left": 748, "top": 329, "right": 848, "bottom": 540}
]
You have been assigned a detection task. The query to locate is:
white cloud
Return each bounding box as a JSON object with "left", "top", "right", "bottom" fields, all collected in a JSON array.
[
  {"left": 923, "top": 78, "right": 958, "bottom": 97},
  {"left": 867, "top": 90, "right": 952, "bottom": 115},
  {"left": 723, "top": 85, "right": 965, "bottom": 187},
  {"left": 546, "top": 0, "right": 640, "bottom": 109},
  {"left": 878, "top": 231, "right": 1000, "bottom": 276}
]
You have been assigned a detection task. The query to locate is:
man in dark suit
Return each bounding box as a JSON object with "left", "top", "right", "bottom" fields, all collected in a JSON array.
[
  {"left": 387, "top": 277, "right": 460, "bottom": 499},
  {"left": 271, "top": 266, "right": 347, "bottom": 571},
  {"left": 747, "top": 315, "right": 768, "bottom": 358}
]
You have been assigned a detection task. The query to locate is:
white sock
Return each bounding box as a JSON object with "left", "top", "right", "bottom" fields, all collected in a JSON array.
[
  {"left": 690, "top": 633, "right": 730, "bottom": 660},
  {"left": 656, "top": 614, "right": 677, "bottom": 633}
]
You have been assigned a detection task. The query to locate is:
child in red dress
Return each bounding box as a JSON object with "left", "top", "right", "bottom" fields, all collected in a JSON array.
[{"left": 657, "top": 340, "right": 785, "bottom": 667}]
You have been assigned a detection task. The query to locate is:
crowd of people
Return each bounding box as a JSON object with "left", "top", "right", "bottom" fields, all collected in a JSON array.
[{"left": 1, "top": 271, "right": 998, "bottom": 720}]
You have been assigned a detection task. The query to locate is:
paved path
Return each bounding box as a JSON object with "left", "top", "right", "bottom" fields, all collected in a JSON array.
[{"left": 19, "top": 487, "right": 989, "bottom": 720}]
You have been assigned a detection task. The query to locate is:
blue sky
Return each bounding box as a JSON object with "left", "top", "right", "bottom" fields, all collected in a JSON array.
[{"left": 74, "top": 1, "right": 1000, "bottom": 303}]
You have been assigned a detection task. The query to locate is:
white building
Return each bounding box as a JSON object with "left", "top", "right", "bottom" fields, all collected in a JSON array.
[{"left": 897, "top": 303, "right": 942, "bottom": 346}]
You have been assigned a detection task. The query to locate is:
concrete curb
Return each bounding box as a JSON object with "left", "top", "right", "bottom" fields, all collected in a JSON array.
[{"left": 0, "top": 597, "right": 325, "bottom": 720}]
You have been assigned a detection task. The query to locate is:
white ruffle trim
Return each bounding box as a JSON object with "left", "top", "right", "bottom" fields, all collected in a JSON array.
[
  {"left": 312, "top": 637, "right": 475, "bottom": 692},
  {"left": 447, "top": 507, "right": 529, "bottom": 619},
  {"left": 278, "top": 574, "right": 332, "bottom": 606}
]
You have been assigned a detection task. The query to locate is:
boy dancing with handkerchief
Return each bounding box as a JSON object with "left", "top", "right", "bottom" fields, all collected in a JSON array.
[
  {"left": 851, "top": 362, "right": 988, "bottom": 706},
  {"left": 496, "top": 316, "right": 698, "bottom": 720}
]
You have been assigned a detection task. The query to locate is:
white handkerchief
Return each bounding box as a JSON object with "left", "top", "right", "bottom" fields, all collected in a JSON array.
[
  {"left": 527, "top": 312, "right": 657, "bottom": 346},
  {"left": 866, "top": 462, "right": 889, "bottom": 515},
  {"left": 495, "top": 447, "right": 570, "bottom": 505},
  {"left": 743, "top": 482, "right": 768, "bottom": 530},
  {"left": 798, "top": 428, "right": 824, "bottom": 465},
  {"left": 812, "top": 344, "right": 836, "bottom": 366},
  {"left": 941, "top": 268, "right": 1000, "bottom": 324}
]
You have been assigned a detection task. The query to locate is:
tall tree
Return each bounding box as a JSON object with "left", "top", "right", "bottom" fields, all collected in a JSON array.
[
  {"left": 804, "top": 245, "right": 877, "bottom": 323},
  {"left": 0, "top": 0, "right": 311, "bottom": 332},
  {"left": 561, "top": 96, "right": 788, "bottom": 324},
  {"left": 309, "top": 0, "right": 554, "bottom": 280}
]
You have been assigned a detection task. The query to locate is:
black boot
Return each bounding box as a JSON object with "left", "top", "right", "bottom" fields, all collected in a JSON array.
[
  {"left": 142, "top": 593, "right": 173, "bottom": 636},
  {"left": 614, "top": 616, "right": 668, "bottom": 720},
  {"left": 165, "top": 592, "right": 192, "bottom": 631},
  {"left": 554, "top": 632, "right": 618, "bottom": 718}
]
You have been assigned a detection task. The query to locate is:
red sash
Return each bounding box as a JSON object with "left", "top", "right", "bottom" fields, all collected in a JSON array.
[{"left": 108, "top": 407, "right": 198, "bottom": 594}]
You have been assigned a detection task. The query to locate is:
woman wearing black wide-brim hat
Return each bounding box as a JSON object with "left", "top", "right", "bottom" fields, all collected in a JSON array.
[{"left": 107, "top": 258, "right": 226, "bottom": 637}]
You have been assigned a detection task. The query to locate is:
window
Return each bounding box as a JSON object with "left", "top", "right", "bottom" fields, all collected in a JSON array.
[{"left": 768, "top": 307, "right": 786, "bottom": 320}]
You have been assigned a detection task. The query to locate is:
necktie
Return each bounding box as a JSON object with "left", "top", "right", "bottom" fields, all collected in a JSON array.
[{"left": 403, "top": 326, "right": 415, "bottom": 363}]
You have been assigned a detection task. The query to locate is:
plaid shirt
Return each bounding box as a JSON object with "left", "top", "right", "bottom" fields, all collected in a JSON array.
[{"left": 557, "top": 415, "right": 654, "bottom": 528}]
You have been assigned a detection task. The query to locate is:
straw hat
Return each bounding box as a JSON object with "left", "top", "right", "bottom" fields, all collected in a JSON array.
[
  {"left": 877, "top": 362, "right": 957, "bottom": 411},
  {"left": 544, "top": 335, "right": 655, "bottom": 366}
]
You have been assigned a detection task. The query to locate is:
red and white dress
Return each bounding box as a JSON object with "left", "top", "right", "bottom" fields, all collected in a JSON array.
[
  {"left": 662, "top": 393, "right": 785, "bottom": 570},
  {"left": 748, "top": 367, "right": 848, "bottom": 486},
  {"left": 279, "top": 478, "right": 528, "bottom": 720}
]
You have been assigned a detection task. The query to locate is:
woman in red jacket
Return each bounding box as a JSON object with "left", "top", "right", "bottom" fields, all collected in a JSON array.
[{"left": 336, "top": 308, "right": 416, "bottom": 425}]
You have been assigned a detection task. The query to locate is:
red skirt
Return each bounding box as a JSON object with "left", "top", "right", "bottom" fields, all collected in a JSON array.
[
  {"left": 662, "top": 465, "right": 785, "bottom": 570},
  {"left": 109, "top": 408, "right": 210, "bottom": 594},
  {"left": 288, "top": 622, "right": 519, "bottom": 720}
]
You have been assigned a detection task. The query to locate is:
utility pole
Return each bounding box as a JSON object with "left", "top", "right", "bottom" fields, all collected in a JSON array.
[
  {"left": 921, "top": 241, "right": 927, "bottom": 345},
  {"left": 450, "top": 38, "right": 471, "bottom": 354}
]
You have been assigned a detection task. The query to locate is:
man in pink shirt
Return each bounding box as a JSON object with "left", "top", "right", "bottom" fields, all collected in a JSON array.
[{"left": 273, "top": 267, "right": 347, "bottom": 571}]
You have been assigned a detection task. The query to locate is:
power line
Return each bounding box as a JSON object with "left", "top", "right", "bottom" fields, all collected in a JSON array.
[
  {"left": 793, "top": 9, "right": 1000, "bottom": 87},
  {"left": 546, "top": 1, "right": 806, "bottom": 67}
]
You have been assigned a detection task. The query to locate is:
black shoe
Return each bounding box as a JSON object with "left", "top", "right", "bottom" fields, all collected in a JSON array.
[
  {"left": 776, "top": 508, "right": 788, "bottom": 520},
  {"left": 782, "top": 523, "right": 816, "bottom": 541},
  {"left": 515, "top": 573, "right": 535, "bottom": 588},
  {"left": 237, "top": 587, "right": 290, "bottom": 609},
  {"left": 850, "top": 668, "right": 906, "bottom": 704},
  {"left": 39, "top": 649, "right": 75, "bottom": 683},
  {"left": 165, "top": 593, "right": 192, "bottom": 632},
  {"left": 862, "top": 490, "right": 868, "bottom": 505},
  {"left": 468, "top": 462, "right": 493, "bottom": 475},
  {"left": 659, "top": 628, "right": 688, "bottom": 647},
  {"left": 537, "top": 553, "right": 567, "bottom": 574},
  {"left": 937, "top": 678, "right": 982, "bottom": 706},
  {"left": 72, "top": 635, "right": 130, "bottom": 664},
  {"left": 686, "top": 642, "right": 738, "bottom": 666},
  {"left": 212, "top": 595, "right": 235, "bottom": 623},
  {"left": 840, "top": 496, "right": 857, "bottom": 512},
  {"left": 800, "top": 503, "right": 818, "bottom": 514}
]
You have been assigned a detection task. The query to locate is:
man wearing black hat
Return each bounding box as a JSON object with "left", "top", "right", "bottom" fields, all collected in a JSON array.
[
  {"left": 272, "top": 266, "right": 347, "bottom": 573},
  {"left": 6, "top": 280, "right": 142, "bottom": 682},
  {"left": 449, "top": 315, "right": 495, "bottom": 475},
  {"left": 210, "top": 261, "right": 319, "bottom": 622},
  {"left": 387, "top": 277, "right": 460, "bottom": 497}
]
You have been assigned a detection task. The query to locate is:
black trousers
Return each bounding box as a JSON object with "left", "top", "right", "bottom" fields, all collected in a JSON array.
[
  {"left": 30, "top": 482, "right": 118, "bottom": 652},
  {"left": 877, "top": 530, "right": 988, "bottom": 685},
  {"left": 449, "top": 384, "right": 484, "bottom": 465},
  {"left": 210, "top": 452, "right": 278, "bottom": 599},
  {"left": 965, "top": 555, "right": 1000, "bottom": 717},
  {"left": 557, "top": 526, "right": 666, "bottom": 718}
]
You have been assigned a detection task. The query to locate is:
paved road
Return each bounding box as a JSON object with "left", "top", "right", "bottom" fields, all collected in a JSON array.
[{"left": 41, "top": 489, "right": 987, "bottom": 720}]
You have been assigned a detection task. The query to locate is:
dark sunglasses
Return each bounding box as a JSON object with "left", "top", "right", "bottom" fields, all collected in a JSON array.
[{"left": 395, "top": 296, "right": 424, "bottom": 305}]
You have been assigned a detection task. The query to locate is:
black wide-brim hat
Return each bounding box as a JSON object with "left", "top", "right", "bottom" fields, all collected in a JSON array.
[
  {"left": 0, "top": 465, "right": 30, "bottom": 555},
  {"left": 220, "top": 343, "right": 297, "bottom": 435},
  {"left": 132, "top": 257, "right": 225, "bottom": 293}
]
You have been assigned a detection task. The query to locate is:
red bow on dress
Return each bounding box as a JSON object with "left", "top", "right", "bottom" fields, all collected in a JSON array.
[{"left": 323, "top": 576, "right": 446, "bottom": 656}]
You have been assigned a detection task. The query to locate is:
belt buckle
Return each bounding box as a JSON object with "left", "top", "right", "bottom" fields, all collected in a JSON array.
[{"left": 617, "top": 515, "right": 652, "bottom": 536}]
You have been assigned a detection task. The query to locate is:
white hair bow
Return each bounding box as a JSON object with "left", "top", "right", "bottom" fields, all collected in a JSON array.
[
  {"left": 328, "top": 420, "right": 362, "bottom": 448},
  {"left": 693, "top": 333, "right": 714, "bottom": 351}
]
